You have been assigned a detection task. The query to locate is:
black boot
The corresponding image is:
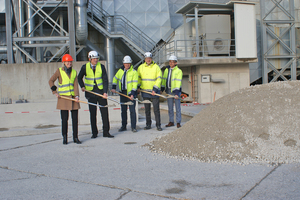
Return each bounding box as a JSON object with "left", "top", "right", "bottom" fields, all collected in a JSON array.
[
  {"left": 63, "top": 136, "right": 68, "bottom": 145},
  {"left": 73, "top": 138, "right": 81, "bottom": 144}
]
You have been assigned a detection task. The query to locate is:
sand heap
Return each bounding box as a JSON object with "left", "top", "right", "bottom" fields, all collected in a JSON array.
[{"left": 149, "top": 81, "right": 300, "bottom": 165}]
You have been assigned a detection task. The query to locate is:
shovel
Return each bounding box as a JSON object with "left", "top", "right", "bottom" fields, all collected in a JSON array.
[
  {"left": 165, "top": 94, "right": 194, "bottom": 102},
  {"left": 140, "top": 90, "right": 173, "bottom": 99},
  {"left": 113, "top": 91, "right": 151, "bottom": 104},
  {"left": 59, "top": 95, "right": 112, "bottom": 108},
  {"left": 85, "top": 90, "right": 133, "bottom": 105}
]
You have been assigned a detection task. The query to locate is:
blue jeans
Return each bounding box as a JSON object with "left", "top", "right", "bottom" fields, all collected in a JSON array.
[{"left": 166, "top": 89, "right": 181, "bottom": 124}]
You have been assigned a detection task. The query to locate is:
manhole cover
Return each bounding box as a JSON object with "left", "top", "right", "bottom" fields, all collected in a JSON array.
[{"left": 124, "top": 142, "right": 137, "bottom": 145}]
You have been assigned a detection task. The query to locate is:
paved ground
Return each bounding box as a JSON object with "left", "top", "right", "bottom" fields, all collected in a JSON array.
[{"left": 0, "top": 103, "right": 299, "bottom": 199}]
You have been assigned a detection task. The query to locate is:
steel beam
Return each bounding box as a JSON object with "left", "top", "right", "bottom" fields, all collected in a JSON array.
[
  {"left": 5, "top": 0, "right": 13, "bottom": 64},
  {"left": 68, "top": 0, "right": 76, "bottom": 61}
]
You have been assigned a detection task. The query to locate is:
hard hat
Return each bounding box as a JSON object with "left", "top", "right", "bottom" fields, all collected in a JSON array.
[
  {"left": 123, "top": 55, "right": 132, "bottom": 63},
  {"left": 169, "top": 55, "right": 177, "bottom": 62},
  {"left": 88, "top": 51, "right": 99, "bottom": 59},
  {"left": 62, "top": 54, "right": 73, "bottom": 62},
  {"left": 144, "top": 52, "right": 152, "bottom": 58}
]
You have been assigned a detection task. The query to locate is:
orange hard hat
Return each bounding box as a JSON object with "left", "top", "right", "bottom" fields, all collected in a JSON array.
[{"left": 62, "top": 54, "right": 73, "bottom": 62}]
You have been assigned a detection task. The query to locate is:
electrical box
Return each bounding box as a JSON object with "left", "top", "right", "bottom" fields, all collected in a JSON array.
[{"left": 201, "top": 74, "right": 211, "bottom": 83}]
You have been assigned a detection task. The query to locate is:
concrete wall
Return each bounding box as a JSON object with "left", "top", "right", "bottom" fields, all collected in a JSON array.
[
  {"left": 199, "top": 63, "right": 249, "bottom": 103},
  {"left": 0, "top": 61, "right": 107, "bottom": 101},
  {"left": 0, "top": 61, "right": 127, "bottom": 128},
  {"left": 181, "top": 63, "right": 249, "bottom": 104}
]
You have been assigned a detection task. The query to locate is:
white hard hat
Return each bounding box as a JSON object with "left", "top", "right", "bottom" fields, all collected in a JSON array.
[
  {"left": 123, "top": 55, "right": 132, "bottom": 63},
  {"left": 88, "top": 51, "right": 99, "bottom": 59},
  {"left": 169, "top": 55, "right": 177, "bottom": 61},
  {"left": 144, "top": 52, "right": 152, "bottom": 58}
]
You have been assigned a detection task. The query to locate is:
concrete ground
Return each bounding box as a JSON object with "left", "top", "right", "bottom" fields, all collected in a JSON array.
[{"left": 0, "top": 102, "right": 299, "bottom": 200}]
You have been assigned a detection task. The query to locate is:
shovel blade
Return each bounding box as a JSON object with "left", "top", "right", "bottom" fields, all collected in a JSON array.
[
  {"left": 140, "top": 100, "right": 151, "bottom": 104},
  {"left": 123, "top": 102, "right": 134, "bottom": 105}
]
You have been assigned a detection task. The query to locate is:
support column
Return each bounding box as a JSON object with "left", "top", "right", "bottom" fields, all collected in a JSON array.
[
  {"left": 106, "top": 38, "right": 115, "bottom": 94},
  {"left": 290, "top": 0, "right": 296, "bottom": 80},
  {"left": 5, "top": 0, "right": 13, "bottom": 64},
  {"left": 68, "top": 0, "right": 76, "bottom": 61},
  {"left": 194, "top": 6, "right": 199, "bottom": 57}
]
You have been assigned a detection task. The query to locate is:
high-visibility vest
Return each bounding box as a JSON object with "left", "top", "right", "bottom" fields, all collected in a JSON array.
[
  {"left": 58, "top": 67, "right": 76, "bottom": 96},
  {"left": 137, "top": 61, "right": 162, "bottom": 91},
  {"left": 85, "top": 62, "right": 103, "bottom": 90},
  {"left": 162, "top": 65, "right": 182, "bottom": 92},
  {"left": 112, "top": 65, "right": 138, "bottom": 95}
]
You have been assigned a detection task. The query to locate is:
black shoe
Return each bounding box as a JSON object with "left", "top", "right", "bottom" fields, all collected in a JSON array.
[
  {"left": 103, "top": 133, "right": 114, "bottom": 138},
  {"left": 73, "top": 138, "right": 82, "bottom": 144},
  {"left": 132, "top": 128, "right": 137, "bottom": 132},
  {"left": 91, "top": 134, "right": 97, "bottom": 139},
  {"left": 144, "top": 125, "right": 151, "bottom": 130},
  {"left": 63, "top": 137, "right": 67, "bottom": 145},
  {"left": 157, "top": 126, "right": 162, "bottom": 131},
  {"left": 118, "top": 127, "right": 127, "bottom": 132}
]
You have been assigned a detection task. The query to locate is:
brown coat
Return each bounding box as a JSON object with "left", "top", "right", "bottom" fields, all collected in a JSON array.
[{"left": 49, "top": 67, "right": 80, "bottom": 110}]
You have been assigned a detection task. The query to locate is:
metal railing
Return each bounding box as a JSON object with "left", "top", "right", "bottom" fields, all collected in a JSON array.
[
  {"left": 155, "top": 38, "right": 236, "bottom": 65},
  {"left": 87, "top": 0, "right": 158, "bottom": 54}
]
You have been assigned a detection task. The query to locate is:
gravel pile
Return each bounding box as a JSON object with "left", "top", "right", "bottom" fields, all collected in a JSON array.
[{"left": 149, "top": 81, "right": 300, "bottom": 165}]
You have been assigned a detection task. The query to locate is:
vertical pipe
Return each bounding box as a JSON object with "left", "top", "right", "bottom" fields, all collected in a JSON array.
[
  {"left": 39, "top": 17, "right": 44, "bottom": 62},
  {"left": 183, "top": 14, "right": 187, "bottom": 58},
  {"left": 260, "top": 1, "right": 268, "bottom": 84},
  {"left": 68, "top": 0, "right": 77, "bottom": 61},
  {"left": 106, "top": 38, "right": 115, "bottom": 94},
  {"left": 5, "top": 0, "right": 13, "bottom": 64}
]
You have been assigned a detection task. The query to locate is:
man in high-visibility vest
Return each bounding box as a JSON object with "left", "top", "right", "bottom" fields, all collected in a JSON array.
[
  {"left": 111, "top": 55, "right": 138, "bottom": 132},
  {"left": 137, "top": 52, "right": 162, "bottom": 131},
  {"left": 161, "top": 55, "right": 183, "bottom": 128},
  {"left": 78, "top": 51, "right": 114, "bottom": 138}
]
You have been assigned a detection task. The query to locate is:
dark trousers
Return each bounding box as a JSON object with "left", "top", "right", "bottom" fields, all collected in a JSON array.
[
  {"left": 120, "top": 90, "right": 136, "bottom": 129},
  {"left": 60, "top": 110, "right": 78, "bottom": 139},
  {"left": 143, "top": 97, "right": 161, "bottom": 127},
  {"left": 88, "top": 97, "right": 110, "bottom": 136}
]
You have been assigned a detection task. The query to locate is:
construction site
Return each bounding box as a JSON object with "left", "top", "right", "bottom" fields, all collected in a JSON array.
[{"left": 1, "top": 0, "right": 300, "bottom": 199}]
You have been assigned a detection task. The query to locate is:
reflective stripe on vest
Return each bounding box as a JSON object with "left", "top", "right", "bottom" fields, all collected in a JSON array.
[
  {"left": 58, "top": 67, "right": 76, "bottom": 96},
  {"left": 85, "top": 62, "right": 103, "bottom": 90}
]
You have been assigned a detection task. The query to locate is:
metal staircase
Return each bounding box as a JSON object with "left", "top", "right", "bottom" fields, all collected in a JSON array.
[{"left": 87, "top": 0, "right": 160, "bottom": 66}]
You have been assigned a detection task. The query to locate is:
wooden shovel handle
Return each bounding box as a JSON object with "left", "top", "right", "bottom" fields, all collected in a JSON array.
[
  {"left": 114, "top": 91, "right": 132, "bottom": 100},
  {"left": 141, "top": 90, "right": 168, "bottom": 98},
  {"left": 85, "top": 90, "right": 107, "bottom": 99}
]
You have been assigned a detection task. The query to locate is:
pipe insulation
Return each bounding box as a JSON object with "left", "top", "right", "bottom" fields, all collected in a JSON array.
[{"left": 75, "top": 0, "right": 88, "bottom": 44}]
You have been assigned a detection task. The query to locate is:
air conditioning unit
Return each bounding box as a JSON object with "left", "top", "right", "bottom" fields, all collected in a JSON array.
[{"left": 199, "top": 15, "right": 231, "bottom": 55}]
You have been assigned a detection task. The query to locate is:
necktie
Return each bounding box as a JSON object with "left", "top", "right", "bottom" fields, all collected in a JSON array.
[
  {"left": 168, "top": 68, "right": 172, "bottom": 89},
  {"left": 122, "top": 70, "right": 127, "bottom": 90}
]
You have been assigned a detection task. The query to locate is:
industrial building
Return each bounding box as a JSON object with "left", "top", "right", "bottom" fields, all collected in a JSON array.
[{"left": 0, "top": 0, "right": 299, "bottom": 103}]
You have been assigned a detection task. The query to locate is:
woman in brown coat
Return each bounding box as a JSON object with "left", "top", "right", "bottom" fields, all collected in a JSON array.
[{"left": 49, "top": 54, "right": 81, "bottom": 145}]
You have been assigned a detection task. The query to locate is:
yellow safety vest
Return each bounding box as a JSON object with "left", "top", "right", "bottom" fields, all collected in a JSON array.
[
  {"left": 112, "top": 65, "right": 138, "bottom": 95},
  {"left": 137, "top": 61, "right": 162, "bottom": 91},
  {"left": 85, "top": 62, "right": 103, "bottom": 90},
  {"left": 58, "top": 67, "right": 76, "bottom": 96},
  {"left": 162, "top": 65, "right": 182, "bottom": 92}
]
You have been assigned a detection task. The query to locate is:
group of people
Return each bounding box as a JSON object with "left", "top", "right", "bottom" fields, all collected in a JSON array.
[{"left": 49, "top": 51, "right": 183, "bottom": 145}]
